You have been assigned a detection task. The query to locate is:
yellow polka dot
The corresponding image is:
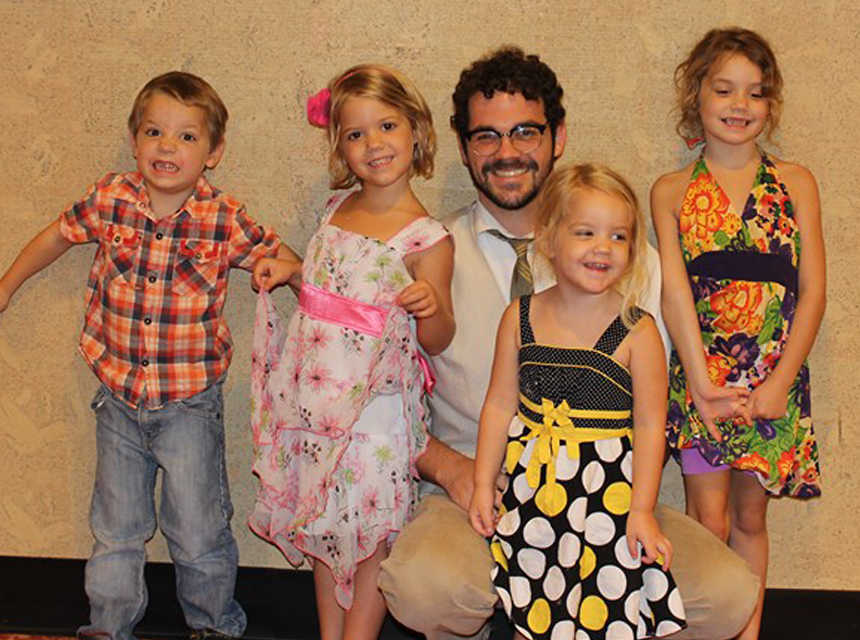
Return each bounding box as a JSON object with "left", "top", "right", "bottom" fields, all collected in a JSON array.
[
  {"left": 490, "top": 540, "right": 508, "bottom": 571},
  {"left": 579, "top": 545, "right": 596, "bottom": 580},
  {"left": 602, "top": 481, "right": 632, "bottom": 515},
  {"left": 580, "top": 594, "right": 609, "bottom": 630},
  {"left": 536, "top": 482, "right": 567, "bottom": 517},
  {"left": 506, "top": 441, "right": 524, "bottom": 474},
  {"left": 527, "top": 597, "right": 551, "bottom": 634}
]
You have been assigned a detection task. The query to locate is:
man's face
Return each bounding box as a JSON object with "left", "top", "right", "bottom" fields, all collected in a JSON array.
[{"left": 459, "top": 91, "right": 565, "bottom": 214}]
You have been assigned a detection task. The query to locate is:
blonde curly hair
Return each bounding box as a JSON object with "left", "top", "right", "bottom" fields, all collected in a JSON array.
[
  {"left": 535, "top": 163, "right": 647, "bottom": 329},
  {"left": 325, "top": 64, "right": 435, "bottom": 190},
  {"left": 675, "top": 27, "right": 783, "bottom": 142}
]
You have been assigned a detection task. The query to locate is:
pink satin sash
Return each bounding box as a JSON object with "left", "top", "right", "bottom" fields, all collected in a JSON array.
[{"left": 299, "top": 282, "right": 436, "bottom": 394}]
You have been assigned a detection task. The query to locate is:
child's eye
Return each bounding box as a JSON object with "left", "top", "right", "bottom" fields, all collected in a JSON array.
[
  {"left": 381, "top": 121, "right": 397, "bottom": 131},
  {"left": 612, "top": 232, "right": 628, "bottom": 241},
  {"left": 144, "top": 127, "right": 160, "bottom": 137},
  {"left": 751, "top": 92, "right": 763, "bottom": 99},
  {"left": 345, "top": 130, "right": 362, "bottom": 142},
  {"left": 181, "top": 132, "right": 197, "bottom": 142},
  {"left": 574, "top": 229, "right": 593, "bottom": 237},
  {"left": 714, "top": 89, "right": 730, "bottom": 96}
]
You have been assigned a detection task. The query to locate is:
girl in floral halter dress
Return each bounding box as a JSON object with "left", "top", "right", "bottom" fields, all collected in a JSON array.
[
  {"left": 651, "top": 28, "right": 825, "bottom": 639},
  {"left": 248, "top": 64, "right": 454, "bottom": 640}
]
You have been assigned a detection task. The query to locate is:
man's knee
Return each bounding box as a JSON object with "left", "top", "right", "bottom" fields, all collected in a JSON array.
[{"left": 379, "top": 495, "right": 496, "bottom": 636}]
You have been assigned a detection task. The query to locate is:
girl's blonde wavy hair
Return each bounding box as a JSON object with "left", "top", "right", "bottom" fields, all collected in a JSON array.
[
  {"left": 535, "top": 163, "right": 648, "bottom": 328},
  {"left": 326, "top": 64, "right": 436, "bottom": 190},
  {"left": 675, "top": 27, "right": 783, "bottom": 142}
]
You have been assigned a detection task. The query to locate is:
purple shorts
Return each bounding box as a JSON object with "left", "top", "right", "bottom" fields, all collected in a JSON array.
[{"left": 679, "top": 447, "right": 730, "bottom": 475}]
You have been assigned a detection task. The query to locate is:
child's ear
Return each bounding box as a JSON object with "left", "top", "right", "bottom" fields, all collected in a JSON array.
[
  {"left": 205, "top": 137, "right": 226, "bottom": 170},
  {"left": 128, "top": 131, "right": 138, "bottom": 158}
]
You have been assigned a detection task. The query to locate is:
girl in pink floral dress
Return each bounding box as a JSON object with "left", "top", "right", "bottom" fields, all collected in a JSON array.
[
  {"left": 652, "top": 29, "right": 825, "bottom": 639},
  {"left": 248, "top": 65, "right": 454, "bottom": 639}
]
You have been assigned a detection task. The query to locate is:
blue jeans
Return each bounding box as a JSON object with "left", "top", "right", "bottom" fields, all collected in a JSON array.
[{"left": 78, "top": 383, "right": 246, "bottom": 640}]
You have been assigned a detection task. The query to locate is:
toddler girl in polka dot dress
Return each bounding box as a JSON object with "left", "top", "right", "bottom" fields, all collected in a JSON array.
[{"left": 470, "top": 164, "right": 686, "bottom": 639}]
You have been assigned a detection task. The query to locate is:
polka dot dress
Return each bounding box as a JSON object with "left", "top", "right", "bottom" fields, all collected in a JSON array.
[{"left": 491, "top": 296, "right": 686, "bottom": 639}]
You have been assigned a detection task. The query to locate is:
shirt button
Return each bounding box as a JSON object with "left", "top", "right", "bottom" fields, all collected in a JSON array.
[
  {"left": 141, "top": 359, "right": 149, "bottom": 367},
  {"left": 144, "top": 317, "right": 152, "bottom": 325},
  {"left": 156, "top": 233, "right": 164, "bottom": 240},
  {"left": 148, "top": 275, "right": 156, "bottom": 284}
]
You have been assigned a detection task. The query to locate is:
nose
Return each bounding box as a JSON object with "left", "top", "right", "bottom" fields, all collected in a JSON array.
[
  {"left": 365, "top": 129, "right": 384, "bottom": 150},
  {"left": 494, "top": 133, "right": 519, "bottom": 159},
  {"left": 731, "top": 93, "right": 749, "bottom": 110},
  {"left": 158, "top": 135, "right": 177, "bottom": 152}
]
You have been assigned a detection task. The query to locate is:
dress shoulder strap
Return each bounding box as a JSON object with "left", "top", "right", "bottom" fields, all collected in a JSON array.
[
  {"left": 592, "top": 307, "right": 646, "bottom": 355},
  {"left": 518, "top": 294, "right": 535, "bottom": 345},
  {"left": 390, "top": 215, "right": 450, "bottom": 255}
]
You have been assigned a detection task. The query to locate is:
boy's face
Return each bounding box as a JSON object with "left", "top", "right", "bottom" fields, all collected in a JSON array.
[{"left": 130, "top": 92, "right": 224, "bottom": 216}]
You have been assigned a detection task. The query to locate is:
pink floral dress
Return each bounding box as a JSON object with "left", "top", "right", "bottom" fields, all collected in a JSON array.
[{"left": 249, "top": 191, "right": 448, "bottom": 608}]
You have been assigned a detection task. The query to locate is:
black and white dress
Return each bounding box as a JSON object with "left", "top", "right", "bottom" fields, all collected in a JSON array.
[{"left": 491, "top": 295, "right": 686, "bottom": 639}]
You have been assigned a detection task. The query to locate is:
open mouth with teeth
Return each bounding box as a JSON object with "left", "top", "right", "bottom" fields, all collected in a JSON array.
[
  {"left": 153, "top": 161, "right": 180, "bottom": 173},
  {"left": 584, "top": 261, "right": 611, "bottom": 272},
  {"left": 367, "top": 156, "right": 394, "bottom": 168},
  {"left": 721, "top": 117, "right": 751, "bottom": 128}
]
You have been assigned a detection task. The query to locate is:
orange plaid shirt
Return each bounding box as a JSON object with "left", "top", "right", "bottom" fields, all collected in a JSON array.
[{"left": 59, "top": 172, "right": 281, "bottom": 408}]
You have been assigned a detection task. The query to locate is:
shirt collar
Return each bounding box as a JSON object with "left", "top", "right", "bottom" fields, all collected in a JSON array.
[
  {"left": 103, "top": 172, "right": 216, "bottom": 219},
  {"left": 470, "top": 199, "right": 534, "bottom": 240}
]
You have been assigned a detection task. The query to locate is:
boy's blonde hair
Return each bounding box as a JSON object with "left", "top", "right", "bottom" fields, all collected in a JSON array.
[
  {"left": 675, "top": 27, "right": 783, "bottom": 142},
  {"left": 128, "top": 71, "right": 228, "bottom": 150},
  {"left": 535, "top": 163, "right": 647, "bottom": 328},
  {"left": 326, "top": 64, "right": 435, "bottom": 190}
]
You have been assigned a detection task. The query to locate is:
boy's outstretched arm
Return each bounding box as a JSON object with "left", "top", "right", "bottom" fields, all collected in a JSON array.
[{"left": 0, "top": 220, "right": 73, "bottom": 312}]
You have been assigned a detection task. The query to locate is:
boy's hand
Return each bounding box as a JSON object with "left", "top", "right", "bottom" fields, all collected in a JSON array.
[
  {"left": 397, "top": 279, "right": 438, "bottom": 318},
  {"left": 253, "top": 257, "right": 302, "bottom": 292},
  {"left": 469, "top": 483, "right": 498, "bottom": 538},
  {"left": 626, "top": 508, "right": 673, "bottom": 570},
  {"left": 690, "top": 383, "right": 751, "bottom": 441},
  {"left": 748, "top": 377, "right": 790, "bottom": 421}
]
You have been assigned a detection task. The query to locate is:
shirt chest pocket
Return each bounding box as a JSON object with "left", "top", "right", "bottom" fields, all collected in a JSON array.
[
  {"left": 103, "top": 224, "right": 142, "bottom": 285},
  {"left": 172, "top": 239, "right": 222, "bottom": 296}
]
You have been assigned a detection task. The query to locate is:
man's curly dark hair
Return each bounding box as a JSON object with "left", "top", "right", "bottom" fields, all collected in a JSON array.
[{"left": 451, "top": 46, "right": 565, "bottom": 143}]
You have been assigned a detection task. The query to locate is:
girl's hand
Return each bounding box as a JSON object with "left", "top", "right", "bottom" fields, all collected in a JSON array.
[
  {"left": 468, "top": 483, "right": 498, "bottom": 538},
  {"left": 748, "top": 377, "right": 790, "bottom": 421},
  {"left": 253, "top": 257, "right": 302, "bottom": 292},
  {"left": 690, "top": 383, "right": 751, "bottom": 441},
  {"left": 398, "top": 279, "right": 438, "bottom": 318},
  {"left": 626, "top": 508, "right": 673, "bottom": 571}
]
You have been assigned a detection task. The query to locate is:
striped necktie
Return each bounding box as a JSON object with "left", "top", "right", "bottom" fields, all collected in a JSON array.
[{"left": 487, "top": 229, "right": 534, "bottom": 301}]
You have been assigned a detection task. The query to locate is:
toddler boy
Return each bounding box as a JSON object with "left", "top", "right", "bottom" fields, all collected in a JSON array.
[{"left": 0, "top": 71, "right": 300, "bottom": 640}]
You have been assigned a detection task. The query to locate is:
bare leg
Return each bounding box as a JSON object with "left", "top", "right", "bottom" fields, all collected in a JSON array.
[
  {"left": 313, "top": 559, "right": 345, "bottom": 640},
  {"left": 729, "top": 472, "right": 769, "bottom": 640},
  {"left": 343, "top": 542, "right": 389, "bottom": 640},
  {"left": 682, "top": 469, "right": 732, "bottom": 541}
]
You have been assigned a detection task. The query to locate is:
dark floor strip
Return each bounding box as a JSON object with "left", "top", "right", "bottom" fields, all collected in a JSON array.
[{"left": 1, "top": 556, "right": 857, "bottom": 639}]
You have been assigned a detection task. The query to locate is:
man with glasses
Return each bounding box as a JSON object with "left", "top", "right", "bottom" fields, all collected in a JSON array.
[{"left": 379, "top": 47, "right": 758, "bottom": 640}]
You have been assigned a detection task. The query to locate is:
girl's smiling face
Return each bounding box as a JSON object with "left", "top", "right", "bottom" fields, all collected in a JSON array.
[
  {"left": 698, "top": 53, "right": 770, "bottom": 146},
  {"left": 337, "top": 96, "right": 415, "bottom": 190},
  {"left": 547, "top": 188, "right": 633, "bottom": 296},
  {"left": 130, "top": 92, "right": 224, "bottom": 216}
]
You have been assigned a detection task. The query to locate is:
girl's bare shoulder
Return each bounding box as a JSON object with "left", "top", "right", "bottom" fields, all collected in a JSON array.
[{"left": 651, "top": 160, "right": 697, "bottom": 215}]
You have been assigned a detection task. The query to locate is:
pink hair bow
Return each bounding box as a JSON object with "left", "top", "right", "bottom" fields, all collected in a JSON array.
[{"left": 307, "top": 88, "right": 331, "bottom": 128}]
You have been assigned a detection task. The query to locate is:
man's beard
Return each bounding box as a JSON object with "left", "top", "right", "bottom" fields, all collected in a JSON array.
[{"left": 468, "top": 156, "right": 553, "bottom": 211}]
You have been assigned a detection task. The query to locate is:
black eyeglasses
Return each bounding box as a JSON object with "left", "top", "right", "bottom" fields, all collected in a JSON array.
[{"left": 463, "top": 123, "right": 549, "bottom": 156}]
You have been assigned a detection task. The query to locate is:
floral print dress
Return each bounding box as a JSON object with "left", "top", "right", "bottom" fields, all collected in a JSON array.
[
  {"left": 666, "top": 152, "right": 821, "bottom": 497},
  {"left": 249, "top": 191, "right": 448, "bottom": 607}
]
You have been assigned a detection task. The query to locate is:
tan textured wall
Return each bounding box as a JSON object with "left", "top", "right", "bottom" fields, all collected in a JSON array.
[{"left": 0, "top": 1, "right": 857, "bottom": 590}]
